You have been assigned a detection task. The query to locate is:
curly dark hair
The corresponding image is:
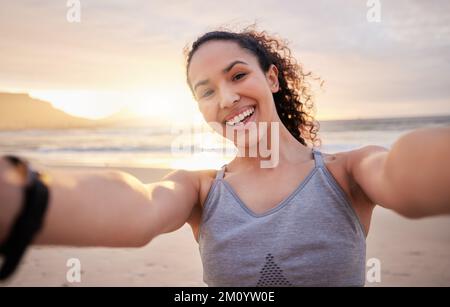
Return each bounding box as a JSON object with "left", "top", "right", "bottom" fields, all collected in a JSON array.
[{"left": 183, "top": 25, "right": 321, "bottom": 148}]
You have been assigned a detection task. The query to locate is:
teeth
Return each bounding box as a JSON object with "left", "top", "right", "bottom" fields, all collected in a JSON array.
[{"left": 225, "top": 107, "right": 255, "bottom": 126}]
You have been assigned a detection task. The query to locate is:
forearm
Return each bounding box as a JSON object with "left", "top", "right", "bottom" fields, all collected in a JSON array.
[
  {"left": 384, "top": 126, "right": 450, "bottom": 217},
  {"left": 0, "top": 162, "right": 155, "bottom": 247},
  {"left": 40, "top": 168, "right": 156, "bottom": 246}
]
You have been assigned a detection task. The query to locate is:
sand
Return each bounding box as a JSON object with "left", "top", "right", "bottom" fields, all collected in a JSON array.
[{"left": 1, "top": 165, "right": 450, "bottom": 287}]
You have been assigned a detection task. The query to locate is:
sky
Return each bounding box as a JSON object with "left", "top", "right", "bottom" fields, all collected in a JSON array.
[{"left": 1, "top": 0, "right": 449, "bottom": 123}]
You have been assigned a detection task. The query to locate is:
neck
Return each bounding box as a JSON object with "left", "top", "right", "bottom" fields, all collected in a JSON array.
[{"left": 230, "top": 120, "right": 313, "bottom": 172}]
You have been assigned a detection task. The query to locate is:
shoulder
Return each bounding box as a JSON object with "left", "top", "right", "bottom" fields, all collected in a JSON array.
[
  {"left": 345, "top": 145, "right": 389, "bottom": 165},
  {"left": 164, "top": 168, "right": 218, "bottom": 207},
  {"left": 321, "top": 145, "right": 388, "bottom": 170},
  {"left": 336, "top": 145, "right": 390, "bottom": 206},
  {"left": 344, "top": 145, "right": 389, "bottom": 183},
  {"left": 161, "top": 168, "right": 217, "bottom": 193},
  {"left": 321, "top": 147, "right": 382, "bottom": 210}
]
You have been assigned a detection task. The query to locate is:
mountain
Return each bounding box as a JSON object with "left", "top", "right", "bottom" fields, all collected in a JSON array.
[
  {"left": 0, "top": 92, "right": 106, "bottom": 130},
  {"left": 0, "top": 92, "right": 169, "bottom": 130},
  {"left": 98, "top": 106, "right": 172, "bottom": 128}
]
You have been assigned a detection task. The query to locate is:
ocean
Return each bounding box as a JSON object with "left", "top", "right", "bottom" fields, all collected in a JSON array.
[{"left": 0, "top": 115, "right": 449, "bottom": 170}]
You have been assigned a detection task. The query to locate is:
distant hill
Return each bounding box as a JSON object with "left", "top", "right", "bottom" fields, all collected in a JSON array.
[
  {"left": 0, "top": 92, "right": 164, "bottom": 130},
  {"left": 99, "top": 103, "right": 180, "bottom": 127},
  {"left": 97, "top": 106, "right": 152, "bottom": 127},
  {"left": 0, "top": 92, "right": 104, "bottom": 130}
]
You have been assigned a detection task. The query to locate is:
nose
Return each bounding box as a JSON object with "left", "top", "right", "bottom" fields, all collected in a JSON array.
[{"left": 219, "top": 85, "right": 240, "bottom": 109}]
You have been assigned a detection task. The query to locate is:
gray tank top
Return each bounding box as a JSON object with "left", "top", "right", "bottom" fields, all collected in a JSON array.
[{"left": 198, "top": 148, "right": 366, "bottom": 287}]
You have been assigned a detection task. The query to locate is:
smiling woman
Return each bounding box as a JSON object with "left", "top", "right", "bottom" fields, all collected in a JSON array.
[
  {"left": 184, "top": 26, "right": 321, "bottom": 149},
  {"left": 1, "top": 25, "right": 450, "bottom": 287}
]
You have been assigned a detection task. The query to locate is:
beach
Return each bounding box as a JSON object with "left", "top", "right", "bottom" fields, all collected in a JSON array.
[
  {"left": 1, "top": 164, "right": 450, "bottom": 287},
  {"left": 1, "top": 0, "right": 449, "bottom": 289}
]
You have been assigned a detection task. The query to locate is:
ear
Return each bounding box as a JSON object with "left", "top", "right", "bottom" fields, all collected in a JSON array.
[{"left": 266, "top": 64, "right": 279, "bottom": 93}]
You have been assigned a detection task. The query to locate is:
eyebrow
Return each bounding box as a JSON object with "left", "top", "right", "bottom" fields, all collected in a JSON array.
[{"left": 193, "top": 60, "right": 248, "bottom": 92}]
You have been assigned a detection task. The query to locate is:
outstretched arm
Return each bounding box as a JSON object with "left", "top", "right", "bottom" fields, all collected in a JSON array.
[
  {"left": 0, "top": 158, "right": 200, "bottom": 247},
  {"left": 349, "top": 126, "right": 450, "bottom": 218}
]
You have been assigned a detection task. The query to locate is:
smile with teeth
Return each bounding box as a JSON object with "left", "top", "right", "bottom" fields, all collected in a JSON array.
[{"left": 225, "top": 106, "right": 255, "bottom": 126}]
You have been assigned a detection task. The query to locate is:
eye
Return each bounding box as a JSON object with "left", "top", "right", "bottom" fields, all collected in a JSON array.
[
  {"left": 202, "top": 89, "right": 214, "bottom": 98},
  {"left": 232, "top": 73, "right": 246, "bottom": 81}
]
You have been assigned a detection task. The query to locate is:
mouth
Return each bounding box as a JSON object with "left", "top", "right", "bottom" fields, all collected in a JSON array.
[{"left": 224, "top": 106, "right": 256, "bottom": 128}]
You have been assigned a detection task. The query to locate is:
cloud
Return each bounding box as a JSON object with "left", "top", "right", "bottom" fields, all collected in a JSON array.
[{"left": 0, "top": 0, "right": 449, "bottom": 118}]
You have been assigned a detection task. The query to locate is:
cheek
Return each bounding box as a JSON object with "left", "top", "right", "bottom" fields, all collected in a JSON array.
[
  {"left": 198, "top": 102, "right": 219, "bottom": 123},
  {"left": 250, "top": 86, "right": 275, "bottom": 116},
  {"left": 245, "top": 77, "right": 273, "bottom": 105}
]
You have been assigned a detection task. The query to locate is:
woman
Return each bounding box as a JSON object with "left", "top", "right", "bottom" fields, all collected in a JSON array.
[{"left": 1, "top": 27, "right": 449, "bottom": 286}]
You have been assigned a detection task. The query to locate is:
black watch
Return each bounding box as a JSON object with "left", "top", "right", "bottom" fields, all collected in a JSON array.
[{"left": 0, "top": 155, "right": 50, "bottom": 280}]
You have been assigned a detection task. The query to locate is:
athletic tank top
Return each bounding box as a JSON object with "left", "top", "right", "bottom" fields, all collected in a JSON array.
[{"left": 198, "top": 148, "right": 366, "bottom": 287}]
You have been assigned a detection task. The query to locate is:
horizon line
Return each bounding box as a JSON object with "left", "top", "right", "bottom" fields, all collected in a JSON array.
[{"left": 1, "top": 90, "right": 449, "bottom": 124}]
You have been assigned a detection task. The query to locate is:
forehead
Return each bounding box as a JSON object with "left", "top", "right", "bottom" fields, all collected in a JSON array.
[{"left": 188, "top": 40, "right": 257, "bottom": 85}]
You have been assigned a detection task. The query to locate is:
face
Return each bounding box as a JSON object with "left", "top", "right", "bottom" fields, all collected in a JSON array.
[{"left": 187, "top": 40, "right": 280, "bottom": 148}]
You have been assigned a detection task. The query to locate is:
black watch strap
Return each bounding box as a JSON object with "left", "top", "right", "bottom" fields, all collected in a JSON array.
[{"left": 0, "top": 156, "right": 50, "bottom": 280}]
